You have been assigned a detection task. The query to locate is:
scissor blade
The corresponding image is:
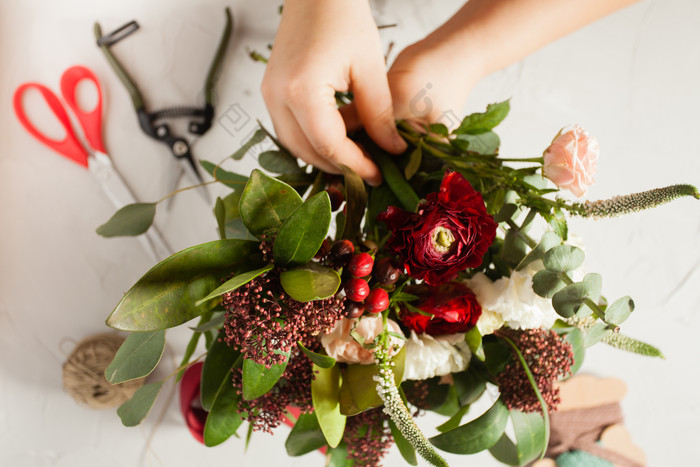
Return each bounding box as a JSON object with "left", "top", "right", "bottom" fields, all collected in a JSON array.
[
  {"left": 88, "top": 152, "right": 173, "bottom": 262},
  {"left": 179, "top": 157, "right": 211, "bottom": 204}
]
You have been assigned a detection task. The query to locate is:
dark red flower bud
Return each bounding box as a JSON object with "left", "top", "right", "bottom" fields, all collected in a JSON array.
[
  {"left": 344, "top": 278, "right": 370, "bottom": 302},
  {"left": 373, "top": 258, "right": 400, "bottom": 285},
  {"left": 348, "top": 252, "right": 374, "bottom": 278},
  {"left": 365, "top": 288, "right": 390, "bottom": 314},
  {"left": 344, "top": 301, "right": 365, "bottom": 318},
  {"left": 325, "top": 187, "right": 345, "bottom": 211},
  {"left": 330, "top": 240, "right": 355, "bottom": 266},
  {"left": 314, "top": 238, "right": 332, "bottom": 260}
]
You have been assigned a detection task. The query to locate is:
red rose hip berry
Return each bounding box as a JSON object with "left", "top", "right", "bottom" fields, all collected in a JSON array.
[
  {"left": 365, "top": 288, "right": 390, "bottom": 314},
  {"left": 348, "top": 252, "right": 374, "bottom": 278},
  {"left": 344, "top": 278, "right": 370, "bottom": 302}
]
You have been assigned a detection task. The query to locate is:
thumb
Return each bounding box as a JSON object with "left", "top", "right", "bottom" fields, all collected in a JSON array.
[{"left": 350, "top": 65, "right": 407, "bottom": 155}]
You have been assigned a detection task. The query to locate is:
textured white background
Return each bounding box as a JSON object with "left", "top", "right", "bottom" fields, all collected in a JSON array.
[{"left": 1, "top": 0, "right": 699, "bottom": 466}]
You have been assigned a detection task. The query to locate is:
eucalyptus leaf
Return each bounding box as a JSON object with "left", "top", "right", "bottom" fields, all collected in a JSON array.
[
  {"left": 231, "top": 129, "right": 266, "bottom": 160},
  {"left": 201, "top": 329, "right": 242, "bottom": 411},
  {"left": 203, "top": 365, "right": 245, "bottom": 446},
  {"left": 531, "top": 270, "right": 566, "bottom": 298},
  {"left": 311, "top": 364, "right": 346, "bottom": 448},
  {"left": 214, "top": 197, "right": 226, "bottom": 239},
  {"left": 242, "top": 353, "right": 289, "bottom": 401},
  {"left": 298, "top": 341, "right": 336, "bottom": 368},
  {"left": 280, "top": 264, "right": 341, "bottom": 302},
  {"left": 259, "top": 150, "right": 302, "bottom": 174},
  {"left": 196, "top": 264, "right": 274, "bottom": 306},
  {"left": 117, "top": 381, "right": 163, "bottom": 427},
  {"left": 584, "top": 322, "right": 613, "bottom": 347},
  {"left": 564, "top": 328, "right": 585, "bottom": 374},
  {"left": 389, "top": 420, "right": 418, "bottom": 465},
  {"left": 454, "top": 100, "right": 510, "bottom": 135},
  {"left": 239, "top": 169, "right": 303, "bottom": 238},
  {"left": 552, "top": 273, "right": 602, "bottom": 318},
  {"left": 273, "top": 192, "right": 331, "bottom": 267},
  {"left": 605, "top": 296, "right": 634, "bottom": 325},
  {"left": 106, "top": 240, "right": 260, "bottom": 331},
  {"left": 542, "top": 245, "right": 585, "bottom": 273},
  {"left": 105, "top": 330, "right": 165, "bottom": 384},
  {"left": 340, "top": 164, "right": 368, "bottom": 241},
  {"left": 488, "top": 433, "right": 519, "bottom": 465},
  {"left": 517, "top": 231, "right": 561, "bottom": 271},
  {"left": 429, "top": 399, "right": 509, "bottom": 454},
  {"left": 96, "top": 203, "right": 156, "bottom": 237},
  {"left": 285, "top": 412, "right": 327, "bottom": 456},
  {"left": 200, "top": 160, "right": 248, "bottom": 190},
  {"left": 511, "top": 410, "right": 546, "bottom": 464},
  {"left": 454, "top": 131, "right": 500, "bottom": 155},
  {"left": 404, "top": 145, "right": 422, "bottom": 180}
]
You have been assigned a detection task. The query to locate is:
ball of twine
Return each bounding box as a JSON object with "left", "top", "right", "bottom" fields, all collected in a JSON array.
[{"left": 62, "top": 333, "right": 144, "bottom": 409}]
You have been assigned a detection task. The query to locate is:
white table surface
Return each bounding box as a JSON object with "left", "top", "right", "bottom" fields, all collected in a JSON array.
[{"left": 1, "top": 0, "right": 699, "bottom": 466}]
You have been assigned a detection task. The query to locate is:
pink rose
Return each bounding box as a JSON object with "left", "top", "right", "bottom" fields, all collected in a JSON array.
[
  {"left": 543, "top": 125, "right": 599, "bottom": 197},
  {"left": 320, "top": 316, "right": 404, "bottom": 365}
]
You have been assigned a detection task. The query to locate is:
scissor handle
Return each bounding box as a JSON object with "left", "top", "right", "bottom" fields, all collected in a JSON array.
[
  {"left": 13, "top": 82, "right": 89, "bottom": 167},
  {"left": 60, "top": 65, "right": 106, "bottom": 154}
]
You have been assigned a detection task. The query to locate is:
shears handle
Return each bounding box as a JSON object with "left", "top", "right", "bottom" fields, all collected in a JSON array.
[
  {"left": 60, "top": 65, "right": 106, "bottom": 154},
  {"left": 13, "top": 83, "right": 89, "bottom": 167}
]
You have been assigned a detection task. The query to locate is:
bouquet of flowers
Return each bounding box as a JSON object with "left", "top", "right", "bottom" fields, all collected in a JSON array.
[{"left": 98, "top": 101, "right": 697, "bottom": 466}]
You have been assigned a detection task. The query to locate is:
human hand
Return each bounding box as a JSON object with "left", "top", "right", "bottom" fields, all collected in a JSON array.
[{"left": 261, "top": 0, "right": 407, "bottom": 186}]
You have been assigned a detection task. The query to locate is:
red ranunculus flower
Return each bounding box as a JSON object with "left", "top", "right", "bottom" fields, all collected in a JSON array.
[
  {"left": 400, "top": 282, "right": 481, "bottom": 336},
  {"left": 378, "top": 170, "right": 498, "bottom": 285}
]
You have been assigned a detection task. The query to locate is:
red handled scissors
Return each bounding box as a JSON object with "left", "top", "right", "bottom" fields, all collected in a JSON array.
[{"left": 13, "top": 65, "right": 172, "bottom": 262}]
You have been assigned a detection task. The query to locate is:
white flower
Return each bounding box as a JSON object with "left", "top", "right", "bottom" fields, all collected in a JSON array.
[
  {"left": 402, "top": 331, "right": 471, "bottom": 381},
  {"left": 321, "top": 316, "right": 404, "bottom": 365},
  {"left": 466, "top": 269, "right": 558, "bottom": 333}
]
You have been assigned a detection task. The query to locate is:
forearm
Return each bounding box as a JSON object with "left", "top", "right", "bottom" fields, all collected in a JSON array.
[{"left": 420, "top": 0, "right": 641, "bottom": 77}]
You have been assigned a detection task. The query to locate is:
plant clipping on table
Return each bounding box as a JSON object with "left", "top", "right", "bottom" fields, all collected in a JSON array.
[{"left": 98, "top": 101, "right": 698, "bottom": 466}]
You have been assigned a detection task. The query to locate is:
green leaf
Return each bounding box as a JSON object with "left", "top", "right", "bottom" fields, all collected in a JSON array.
[
  {"left": 531, "top": 270, "right": 566, "bottom": 298},
  {"left": 605, "top": 296, "right": 634, "bottom": 325},
  {"left": 584, "top": 322, "right": 613, "bottom": 347},
  {"left": 517, "top": 231, "right": 561, "bottom": 271},
  {"left": 200, "top": 160, "right": 248, "bottom": 189},
  {"left": 564, "top": 328, "right": 585, "bottom": 374},
  {"left": 298, "top": 342, "right": 336, "bottom": 368},
  {"left": 454, "top": 131, "right": 500, "bottom": 155},
  {"left": 259, "top": 150, "right": 302, "bottom": 174},
  {"left": 542, "top": 245, "right": 585, "bottom": 272},
  {"left": 429, "top": 123, "right": 449, "bottom": 136},
  {"left": 311, "top": 364, "right": 346, "bottom": 448},
  {"left": 106, "top": 240, "right": 260, "bottom": 331},
  {"left": 242, "top": 353, "right": 289, "bottom": 400},
  {"left": 203, "top": 361, "right": 245, "bottom": 446},
  {"left": 429, "top": 399, "right": 509, "bottom": 454},
  {"left": 465, "top": 327, "right": 485, "bottom": 361},
  {"left": 492, "top": 203, "right": 518, "bottom": 223},
  {"left": 436, "top": 405, "right": 471, "bottom": 433},
  {"left": 326, "top": 442, "right": 353, "bottom": 467},
  {"left": 454, "top": 100, "right": 510, "bottom": 135},
  {"left": 117, "top": 381, "right": 163, "bottom": 426},
  {"left": 551, "top": 273, "right": 602, "bottom": 318},
  {"left": 214, "top": 197, "right": 227, "bottom": 239},
  {"left": 339, "top": 347, "right": 406, "bottom": 416},
  {"left": 404, "top": 145, "right": 422, "bottom": 180},
  {"left": 453, "top": 370, "right": 487, "bottom": 407},
  {"left": 189, "top": 311, "right": 225, "bottom": 332},
  {"left": 373, "top": 151, "right": 420, "bottom": 211},
  {"left": 239, "top": 169, "right": 303, "bottom": 238},
  {"left": 502, "top": 229, "right": 528, "bottom": 265},
  {"left": 96, "top": 203, "right": 156, "bottom": 237},
  {"left": 488, "top": 434, "right": 519, "bottom": 465},
  {"left": 105, "top": 330, "right": 165, "bottom": 384},
  {"left": 340, "top": 165, "right": 368, "bottom": 241},
  {"left": 225, "top": 217, "right": 257, "bottom": 241},
  {"left": 231, "top": 129, "right": 266, "bottom": 160},
  {"left": 390, "top": 420, "right": 418, "bottom": 465},
  {"left": 511, "top": 410, "right": 546, "bottom": 464},
  {"left": 547, "top": 214, "right": 568, "bottom": 241},
  {"left": 273, "top": 192, "right": 332, "bottom": 267},
  {"left": 285, "top": 412, "right": 327, "bottom": 456},
  {"left": 196, "top": 264, "right": 274, "bottom": 306},
  {"left": 200, "top": 329, "right": 242, "bottom": 411},
  {"left": 280, "top": 264, "right": 341, "bottom": 302}
]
